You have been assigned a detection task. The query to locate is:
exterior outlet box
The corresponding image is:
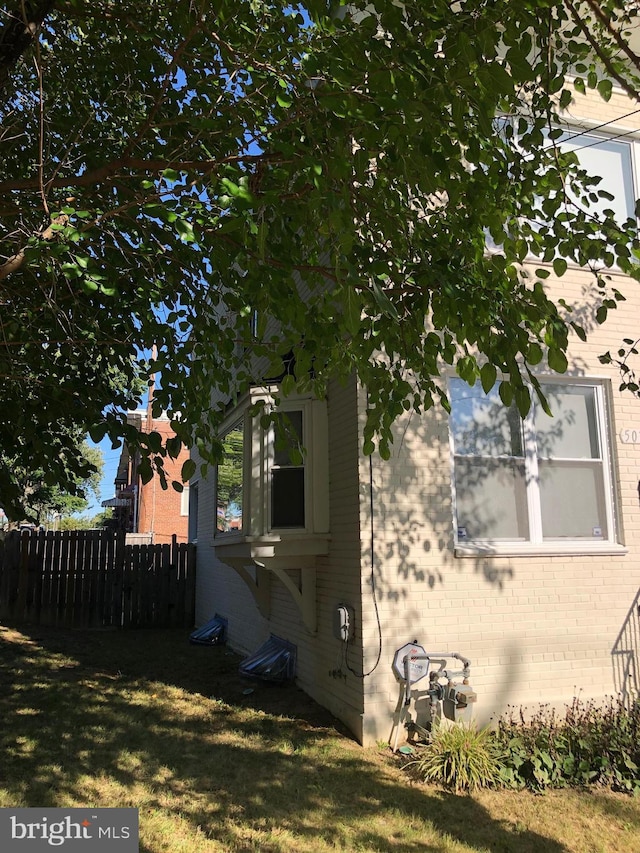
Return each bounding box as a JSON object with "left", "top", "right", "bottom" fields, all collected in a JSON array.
[
  {"left": 443, "top": 684, "right": 477, "bottom": 723},
  {"left": 333, "top": 604, "right": 355, "bottom": 642}
]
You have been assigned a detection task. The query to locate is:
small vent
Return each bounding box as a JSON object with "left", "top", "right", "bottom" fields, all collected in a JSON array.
[{"left": 239, "top": 635, "right": 297, "bottom": 683}]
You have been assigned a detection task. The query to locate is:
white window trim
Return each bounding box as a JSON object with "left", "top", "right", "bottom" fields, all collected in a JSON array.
[
  {"left": 449, "top": 374, "right": 626, "bottom": 558},
  {"left": 180, "top": 482, "right": 190, "bottom": 516}
]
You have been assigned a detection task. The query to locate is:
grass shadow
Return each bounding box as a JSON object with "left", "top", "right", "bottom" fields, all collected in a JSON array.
[{"left": 0, "top": 623, "right": 632, "bottom": 852}]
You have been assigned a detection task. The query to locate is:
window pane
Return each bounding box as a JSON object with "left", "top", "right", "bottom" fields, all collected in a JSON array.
[
  {"left": 454, "top": 457, "right": 529, "bottom": 540},
  {"left": 216, "top": 421, "right": 244, "bottom": 533},
  {"left": 272, "top": 468, "right": 305, "bottom": 528},
  {"left": 539, "top": 460, "right": 607, "bottom": 539},
  {"left": 273, "top": 410, "right": 303, "bottom": 466},
  {"left": 560, "top": 135, "right": 635, "bottom": 225},
  {"left": 535, "top": 385, "right": 599, "bottom": 459},
  {"left": 271, "top": 409, "right": 305, "bottom": 528},
  {"left": 450, "top": 379, "right": 523, "bottom": 457}
]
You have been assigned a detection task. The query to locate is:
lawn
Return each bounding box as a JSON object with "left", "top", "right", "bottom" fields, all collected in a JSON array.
[{"left": 1, "top": 624, "right": 639, "bottom": 853}]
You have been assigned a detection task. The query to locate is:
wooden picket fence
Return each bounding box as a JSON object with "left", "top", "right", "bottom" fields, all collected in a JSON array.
[{"left": 0, "top": 529, "right": 196, "bottom": 629}]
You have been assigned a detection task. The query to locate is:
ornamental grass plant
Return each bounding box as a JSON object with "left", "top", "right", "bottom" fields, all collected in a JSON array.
[{"left": 406, "top": 722, "right": 504, "bottom": 793}]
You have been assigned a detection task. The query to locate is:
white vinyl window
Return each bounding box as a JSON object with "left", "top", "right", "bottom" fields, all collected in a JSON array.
[
  {"left": 486, "top": 129, "right": 638, "bottom": 254},
  {"left": 270, "top": 410, "right": 306, "bottom": 529},
  {"left": 216, "top": 420, "right": 245, "bottom": 534},
  {"left": 450, "top": 377, "right": 619, "bottom": 554},
  {"left": 558, "top": 132, "right": 636, "bottom": 226}
]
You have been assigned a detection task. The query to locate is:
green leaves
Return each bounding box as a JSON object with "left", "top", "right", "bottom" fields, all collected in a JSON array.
[
  {"left": 181, "top": 459, "right": 197, "bottom": 482},
  {"left": 0, "top": 0, "right": 638, "bottom": 503},
  {"left": 342, "top": 285, "right": 363, "bottom": 338},
  {"left": 553, "top": 257, "right": 568, "bottom": 278},
  {"left": 480, "top": 363, "right": 497, "bottom": 394},
  {"left": 548, "top": 347, "right": 568, "bottom": 374},
  {"left": 597, "top": 79, "right": 613, "bottom": 102},
  {"left": 494, "top": 697, "right": 640, "bottom": 794}
]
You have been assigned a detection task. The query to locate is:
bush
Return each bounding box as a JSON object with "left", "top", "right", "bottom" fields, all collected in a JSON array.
[
  {"left": 494, "top": 697, "right": 640, "bottom": 793},
  {"left": 406, "top": 723, "right": 503, "bottom": 793}
]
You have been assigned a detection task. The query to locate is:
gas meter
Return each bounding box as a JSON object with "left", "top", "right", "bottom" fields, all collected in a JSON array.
[{"left": 390, "top": 643, "right": 477, "bottom": 750}]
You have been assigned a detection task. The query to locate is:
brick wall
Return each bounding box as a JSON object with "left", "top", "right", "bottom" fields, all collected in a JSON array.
[{"left": 135, "top": 416, "right": 190, "bottom": 545}]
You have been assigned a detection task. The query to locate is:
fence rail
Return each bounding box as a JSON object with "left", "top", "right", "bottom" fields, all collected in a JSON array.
[{"left": 0, "top": 529, "right": 196, "bottom": 629}]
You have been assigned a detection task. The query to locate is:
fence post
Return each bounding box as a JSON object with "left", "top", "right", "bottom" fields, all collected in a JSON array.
[
  {"left": 185, "top": 543, "right": 196, "bottom": 628},
  {"left": 16, "top": 531, "right": 30, "bottom": 618}
]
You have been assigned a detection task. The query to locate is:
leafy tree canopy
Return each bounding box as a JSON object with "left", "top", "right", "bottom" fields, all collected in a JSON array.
[
  {"left": 55, "top": 509, "right": 113, "bottom": 532},
  {"left": 1, "top": 0, "right": 640, "bottom": 511},
  {"left": 0, "top": 438, "right": 103, "bottom": 524}
]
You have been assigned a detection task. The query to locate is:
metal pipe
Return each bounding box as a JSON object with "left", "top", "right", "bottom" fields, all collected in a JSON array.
[{"left": 401, "top": 652, "right": 471, "bottom": 703}]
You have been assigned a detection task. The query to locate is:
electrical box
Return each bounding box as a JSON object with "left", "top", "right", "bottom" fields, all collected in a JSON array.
[
  {"left": 333, "top": 604, "right": 355, "bottom": 642},
  {"left": 443, "top": 683, "right": 477, "bottom": 723}
]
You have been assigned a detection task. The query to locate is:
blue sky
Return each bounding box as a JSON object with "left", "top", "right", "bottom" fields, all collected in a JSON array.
[{"left": 84, "top": 435, "right": 123, "bottom": 517}]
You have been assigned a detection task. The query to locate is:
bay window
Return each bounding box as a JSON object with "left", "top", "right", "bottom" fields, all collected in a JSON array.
[{"left": 214, "top": 389, "right": 329, "bottom": 544}]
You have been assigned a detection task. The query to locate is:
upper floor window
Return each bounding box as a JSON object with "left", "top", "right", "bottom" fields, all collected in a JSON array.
[
  {"left": 486, "top": 127, "right": 638, "bottom": 255},
  {"left": 558, "top": 132, "right": 636, "bottom": 226},
  {"left": 449, "top": 377, "right": 619, "bottom": 554}
]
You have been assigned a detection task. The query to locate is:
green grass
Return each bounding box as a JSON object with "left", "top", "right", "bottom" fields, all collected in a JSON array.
[{"left": 1, "top": 624, "right": 640, "bottom": 852}]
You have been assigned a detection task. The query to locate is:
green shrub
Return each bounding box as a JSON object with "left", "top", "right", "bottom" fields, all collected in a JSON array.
[
  {"left": 495, "top": 697, "right": 640, "bottom": 793},
  {"left": 406, "top": 723, "right": 503, "bottom": 793}
]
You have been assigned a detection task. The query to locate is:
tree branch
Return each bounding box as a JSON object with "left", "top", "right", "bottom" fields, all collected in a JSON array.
[
  {"left": 0, "top": 1, "right": 56, "bottom": 98},
  {"left": 582, "top": 0, "right": 640, "bottom": 76},
  {"left": 0, "top": 152, "right": 284, "bottom": 195},
  {"left": 0, "top": 213, "right": 67, "bottom": 279},
  {"left": 565, "top": 0, "right": 640, "bottom": 102}
]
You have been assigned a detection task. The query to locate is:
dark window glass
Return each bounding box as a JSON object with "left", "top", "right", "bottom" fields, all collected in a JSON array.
[
  {"left": 271, "top": 410, "right": 305, "bottom": 528},
  {"left": 272, "top": 468, "right": 305, "bottom": 528}
]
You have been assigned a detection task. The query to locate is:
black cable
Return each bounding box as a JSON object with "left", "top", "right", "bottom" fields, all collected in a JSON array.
[
  {"left": 563, "top": 125, "right": 640, "bottom": 154},
  {"left": 558, "top": 107, "right": 640, "bottom": 145},
  {"left": 346, "top": 437, "right": 383, "bottom": 679}
]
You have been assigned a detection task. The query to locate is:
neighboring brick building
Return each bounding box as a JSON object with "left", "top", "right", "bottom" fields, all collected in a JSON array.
[
  {"left": 192, "top": 88, "right": 640, "bottom": 744},
  {"left": 103, "top": 410, "right": 190, "bottom": 545}
]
